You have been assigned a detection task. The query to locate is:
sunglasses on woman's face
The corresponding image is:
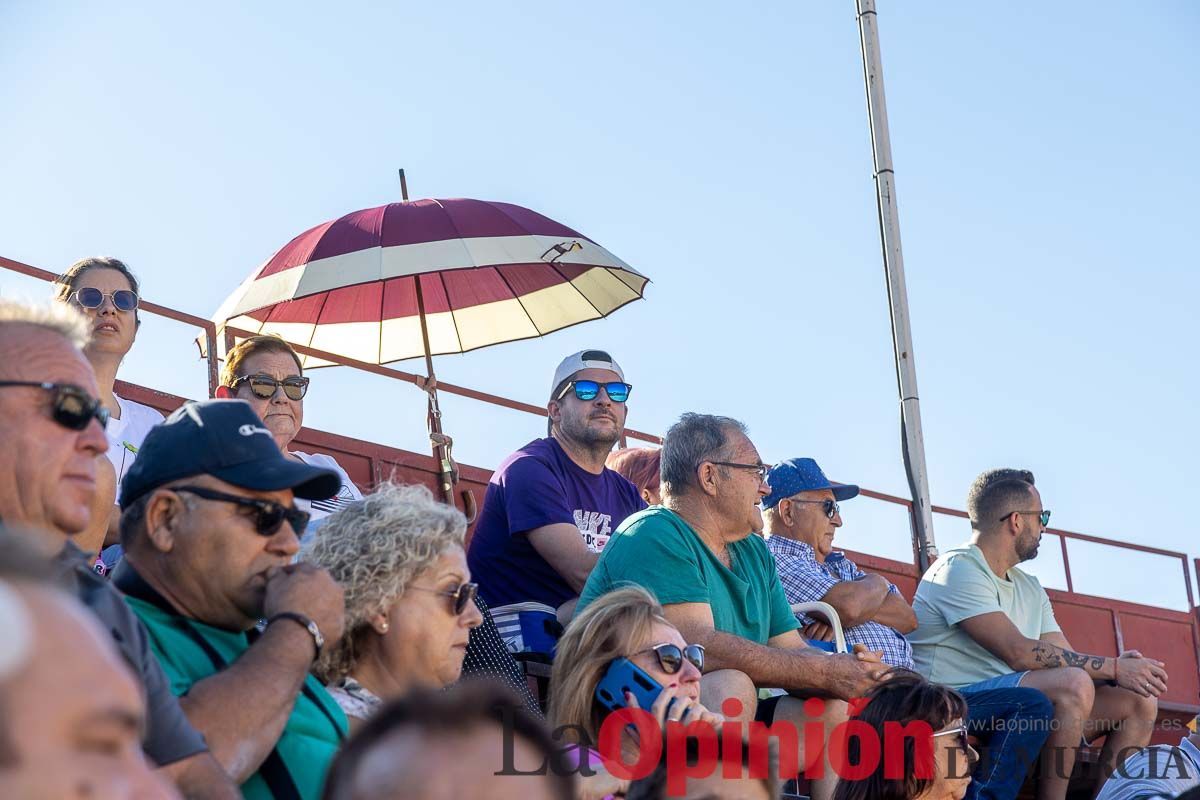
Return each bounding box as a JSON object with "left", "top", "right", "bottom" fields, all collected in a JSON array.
[
  {"left": 71, "top": 287, "right": 139, "bottom": 312},
  {"left": 0, "top": 382, "right": 109, "bottom": 431},
  {"left": 932, "top": 722, "right": 970, "bottom": 753},
  {"left": 556, "top": 380, "right": 632, "bottom": 403},
  {"left": 408, "top": 582, "right": 479, "bottom": 616},
  {"left": 231, "top": 373, "right": 310, "bottom": 401},
  {"left": 635, "top": 642, "right": 705, "bottom": 674}
]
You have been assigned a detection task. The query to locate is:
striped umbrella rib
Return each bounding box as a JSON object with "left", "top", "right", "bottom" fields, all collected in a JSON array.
[
  {"left": 491, "top": 261, "right": 550, "bottom": 338},
  {"left": 439, "top": 270, "right": 464, "bottom": 355}
]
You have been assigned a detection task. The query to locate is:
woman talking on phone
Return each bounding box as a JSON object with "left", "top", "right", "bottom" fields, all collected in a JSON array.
[{"left": 549, "top": 586, "right": 723, "bottom": 797}]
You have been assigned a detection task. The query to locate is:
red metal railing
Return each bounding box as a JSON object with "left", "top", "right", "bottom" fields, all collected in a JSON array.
[
  {"left": 3, "top": 253, "right": 1192, "bottom": 611},
  {"left": 929, "top": 503, "right": 1195, "bottom": 611},
  {"left": 1, "top": 255, "right": 224, "bottom": 397}
]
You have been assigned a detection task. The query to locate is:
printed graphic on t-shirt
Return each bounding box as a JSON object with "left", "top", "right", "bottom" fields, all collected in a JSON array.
[
  {"left": 312, "top": 484, "right": 359, "bottom": 514},
  {"left": 574, "top": 509, "right": 613, "bottom": 552}
]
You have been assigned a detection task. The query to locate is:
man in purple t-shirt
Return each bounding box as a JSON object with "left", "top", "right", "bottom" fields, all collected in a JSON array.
[{"left": 467, "top": 349, "right": 646, "bottom": 649}]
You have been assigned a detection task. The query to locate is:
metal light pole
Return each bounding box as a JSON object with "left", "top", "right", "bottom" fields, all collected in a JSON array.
[{"left": 855, "top": 0, "right": 938, "bottom": 570}]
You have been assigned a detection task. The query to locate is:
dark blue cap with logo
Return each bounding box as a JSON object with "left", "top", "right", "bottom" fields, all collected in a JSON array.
[
  {"left": 762, "top": 457, "right": 860, "bottom": 510},
  {"left": 118, "top": 399, "right": 341, "bottom": 509}
]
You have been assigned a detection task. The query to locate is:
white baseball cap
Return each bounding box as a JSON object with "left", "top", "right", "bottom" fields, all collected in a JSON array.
[{"left": 550, "top": 349, "right": 625, "bottom": 399}]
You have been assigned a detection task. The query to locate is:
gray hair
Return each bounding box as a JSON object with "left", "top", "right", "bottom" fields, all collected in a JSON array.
[
  {"left": 660, "top": 412, "right": 748, "bottom": 497},
  {"left": 0, "top": 299, "right": 90, "bottom": 352},
  {"left": 304, "top": 482, "right": 467, "bottom": 683},
  {"left": 967, "top": 468, "right": 1037, "bottom": 530}
]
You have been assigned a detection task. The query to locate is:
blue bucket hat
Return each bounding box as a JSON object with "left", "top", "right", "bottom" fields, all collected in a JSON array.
[
  {"left": 762, "top": 458, "right": 860, "bottom": 510},
  {"left": 119, "top": 399, "right": 341, "bottom": 509}
]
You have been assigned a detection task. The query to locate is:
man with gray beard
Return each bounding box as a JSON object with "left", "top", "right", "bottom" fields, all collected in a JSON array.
[{"left": 466, "top": 350, "right": 645, "bottom": 652}]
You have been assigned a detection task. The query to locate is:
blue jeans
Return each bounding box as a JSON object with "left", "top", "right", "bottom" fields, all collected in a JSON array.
[{"left": 960, "top": 685, "right": 1055, "bottom": 800}]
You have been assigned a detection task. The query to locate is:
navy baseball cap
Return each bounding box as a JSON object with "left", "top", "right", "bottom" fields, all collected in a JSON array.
[
  {"left": 762, "top": 458, "right": 860, "bottom": 510},
  {"left": 119, "top": 399, "right": 341, "bottom": 509}
]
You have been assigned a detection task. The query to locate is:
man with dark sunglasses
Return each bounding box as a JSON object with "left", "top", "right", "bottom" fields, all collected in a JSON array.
[
  {"left": 912, "top": 468, "right": 1166, "bottom": 800},
  {"left": 765, "top": 459, "right": 1058, "bottom": 800},
  {"left": 0, "top": 299, "right": 240, "bottom": 799},
  {"left": 578, "top": 413, "right": 891, "bottom": 800},
  {"left": 761, "top": 458, "right": 916, "bottom": 667},
  {"left": 112, "top": 398, "right": 353, "bottom": 799},
  {"left": 467, "top": 349, "right": 645, "bottom": 652}
]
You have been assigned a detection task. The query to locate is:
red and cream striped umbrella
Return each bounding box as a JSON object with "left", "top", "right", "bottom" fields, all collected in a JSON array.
[
  {"left": 207, "top": 196, "right": 648, "bottom": 508},
  {"left": 210, "top": 198, "right": 648, "bottom": 368}
]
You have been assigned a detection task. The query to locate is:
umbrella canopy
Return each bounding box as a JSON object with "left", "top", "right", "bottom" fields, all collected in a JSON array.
[{"left": 210, "top": 198, "right": 648, "bottom": 367}]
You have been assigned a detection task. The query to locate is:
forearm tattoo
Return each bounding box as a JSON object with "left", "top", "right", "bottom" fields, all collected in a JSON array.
[{"left": 1031, "top": 642, "right": 1105, "bottom": 671}]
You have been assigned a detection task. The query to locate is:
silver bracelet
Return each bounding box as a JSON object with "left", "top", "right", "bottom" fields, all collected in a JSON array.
[{"left": 267, "top": 612, "right": 324, "bottom": 659}]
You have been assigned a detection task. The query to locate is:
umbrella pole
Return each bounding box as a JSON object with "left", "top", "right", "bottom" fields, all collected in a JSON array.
[{"left": 414, "top": 277, "right": 457, "bottom": 507}]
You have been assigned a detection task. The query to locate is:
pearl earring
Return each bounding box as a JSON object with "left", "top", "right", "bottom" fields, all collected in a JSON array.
[{"left": 379, "top": 622, "right": 389, "bottom": 633}]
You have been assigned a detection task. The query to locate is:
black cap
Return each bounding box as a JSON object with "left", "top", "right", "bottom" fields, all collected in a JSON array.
[{"left": 118, "top": 399, "right": 341, "bottom": 509}]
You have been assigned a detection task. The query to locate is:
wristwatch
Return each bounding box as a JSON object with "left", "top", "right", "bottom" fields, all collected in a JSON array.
[{"left": 267, "top": 612, "right": 324, "bottom": 659}]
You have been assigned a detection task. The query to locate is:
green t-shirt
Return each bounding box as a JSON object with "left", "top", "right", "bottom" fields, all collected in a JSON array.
[
  {"left": 577, "top": 506, "right": 799, "bottom": 643},
  {"left": 909, "top": 542, "right": 1060, "bottom": 688},
  {"left": 123, "top": 594, "right": 347, "bottom": 800}
]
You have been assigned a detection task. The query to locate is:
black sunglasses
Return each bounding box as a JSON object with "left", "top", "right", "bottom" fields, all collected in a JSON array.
[
  {"left": 231, "top": 373, "right": 310, "bottom": 401},
  {"left": 634, "top": 642, "right": 706, "bottom": 674},
  {"left": 0, "top": 381, "right": 109, "bottom": 431},
  {"left": 171, "top": 485, "right": 310, "bottom": 536},
  {"left": 71, "top": 287, "right": 139, "bottom": 312},
  {"left": 708, "top": 460, "right": 771, "bottom": 481},
  {"left": 1000, "top": 509, "right": 1051, "bottom": 527},
  {"left": 408, "top": 582, "right": 479, "bottom": 616},
  {"left": 556, "top": 379, "right": 631, "bottom": 403},
  {"left": 788, "top": 497, "right": 840, "bottom": 520}
]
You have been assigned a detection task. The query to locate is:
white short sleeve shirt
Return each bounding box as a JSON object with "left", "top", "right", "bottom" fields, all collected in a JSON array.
[{"left": 104, "top": 396, "right": 165, "bottom": 493}]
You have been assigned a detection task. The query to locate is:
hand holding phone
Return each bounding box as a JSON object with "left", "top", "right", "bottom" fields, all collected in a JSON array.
[
  {"left": 595, "top": 658, "right": 724, "bottom": 733},
  {"left": 595, "top": 657, "right": 664, "bottom": 712}
]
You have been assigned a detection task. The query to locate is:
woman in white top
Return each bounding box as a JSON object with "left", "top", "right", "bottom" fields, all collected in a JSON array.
[
  {"left": 54, "top": 257, "right": 163, "bottom": 568},
  {"left": 215, "top": 334, "right": 363, "bottom": 530}
]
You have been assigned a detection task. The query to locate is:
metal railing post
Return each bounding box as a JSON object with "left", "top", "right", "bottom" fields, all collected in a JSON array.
[
  {"left": 1059, "top": 535, "right": 1075, "bottom": 594},
  {"left": 203, "top": 324, "right": 220, "bottom": 398}
]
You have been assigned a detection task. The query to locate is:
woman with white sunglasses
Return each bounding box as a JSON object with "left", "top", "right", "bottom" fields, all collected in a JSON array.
[{"left": 54, "top": 257, "right": 161, "bottom": 569}]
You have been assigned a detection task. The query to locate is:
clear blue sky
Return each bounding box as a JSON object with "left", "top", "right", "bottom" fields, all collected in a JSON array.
[{"left": 2, "top": 2, "right": 1196, "bottom": 608}]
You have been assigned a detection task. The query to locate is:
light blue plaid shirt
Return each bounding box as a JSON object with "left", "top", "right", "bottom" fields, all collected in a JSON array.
[{"left": 765, "top": 534, "right": 913, "bottom": 669}]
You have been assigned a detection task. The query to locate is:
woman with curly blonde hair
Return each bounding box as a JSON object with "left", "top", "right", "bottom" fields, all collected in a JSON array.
[{"left": 305, "top": 482, "right": 482, "bottom": 727}]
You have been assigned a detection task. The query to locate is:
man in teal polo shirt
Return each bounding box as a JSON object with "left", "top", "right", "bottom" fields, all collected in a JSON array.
[
  {"left": 577, "top": 413, "right": 889, "bottom": 800},
  {"left": 113, "top": 399, "right": 349, "bottom": 800}
]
